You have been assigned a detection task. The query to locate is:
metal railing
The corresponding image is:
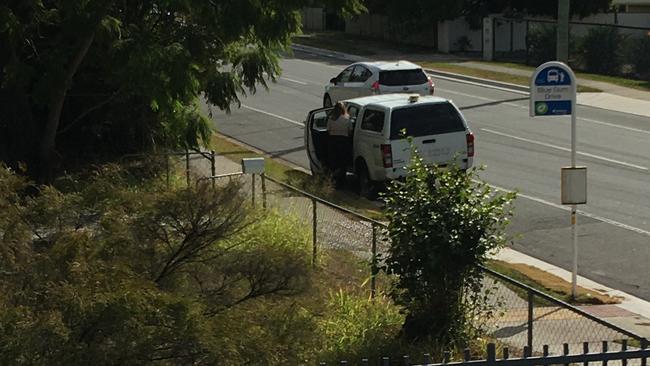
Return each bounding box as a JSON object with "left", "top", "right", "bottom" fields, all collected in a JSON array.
[
  {"left": 323, "top": 341, "right": 650, "bottom": 365},
  {"left": 120, "top": 148, "right": 216, "bottom": 187},
  {"left": 199, "top": 169, "right": 647, "bottom": 358}
]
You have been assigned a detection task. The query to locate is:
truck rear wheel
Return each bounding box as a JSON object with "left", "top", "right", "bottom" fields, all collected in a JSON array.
[{"left": 357, "top": 162, "right": 377, "bottom": 200}]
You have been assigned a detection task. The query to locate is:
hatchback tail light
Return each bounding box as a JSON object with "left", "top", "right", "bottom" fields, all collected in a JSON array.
[
  {"left": 427, "top": 76, "right": 435, "bottom": 95},
  {"left": 466, "top": 132, "right": 475, "bottom": 157},
  {"left": 380, "top": 144, "right": 393, "bottom": 168},
  {"left": 371, "top": 81, "right": 380, "bottom": 94}
]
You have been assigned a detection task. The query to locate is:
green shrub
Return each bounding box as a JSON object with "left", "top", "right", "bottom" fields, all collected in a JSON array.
[
  {"left": 629, "top": 36, "right": 650, "bottom": 80},
  {"left": 579, "top": 26, "right": 623, "bottom": 75},
  {"left": 382, "top": 147, "right": 516, "bottom": 346},
  {"left": 526, "top": 24, "right": 557, "bottom": 66}
]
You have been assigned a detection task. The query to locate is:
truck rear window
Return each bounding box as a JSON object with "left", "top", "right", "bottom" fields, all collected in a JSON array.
[
  {"left": 379, "top": 69, "right": 427, "bottom": 86},
  {"left": 390, "top": 103, "right": 465, "bottom": 139}
]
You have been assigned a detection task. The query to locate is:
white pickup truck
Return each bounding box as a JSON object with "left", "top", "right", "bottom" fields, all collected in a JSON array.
[{"left": 304, "top": 94, "right": 475, "bottom": 198}]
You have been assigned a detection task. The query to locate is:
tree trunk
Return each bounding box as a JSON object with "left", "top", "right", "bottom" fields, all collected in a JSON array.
[{"left": 38, "top": 31, "right": 96, "bottom": 183}]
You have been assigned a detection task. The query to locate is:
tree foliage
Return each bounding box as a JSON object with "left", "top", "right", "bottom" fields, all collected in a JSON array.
[
  {"left": 382, "top": 149, "right": 516, "bottom": 344},
  {"left": 365, "top": 0, "right": 611, "bottom": 32},
  {"left": 0, "top": 164, "right": 314, "bottom": 364},
  {"left": 0, "top": 0, "right": 364, "bottom": 182}
]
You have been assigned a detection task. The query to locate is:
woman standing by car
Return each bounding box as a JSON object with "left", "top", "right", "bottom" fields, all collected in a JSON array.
[{"left": 327, "top": 101, "right": 351, "bottom": 187}]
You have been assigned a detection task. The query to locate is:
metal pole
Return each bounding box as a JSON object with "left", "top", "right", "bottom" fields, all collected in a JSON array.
[
  {"left": 312, "top": 198, "right": 317, "bottom": 268},
  {"left": 251, "top": 174, "right": 256, "bottom": 207},
  {"left": 261, "top": 173, "right": 267, "bottom": 210},
  {"left": 371, "top": 223, "right": 377, "bottom": 299},
  {"left": 527, "top": 290, "right": 534, "bottom": 351},
  {"left": 557, "top": 0, "right": 570, "bottom": 63},
  {"left": 185, "top": 149, "right": 190, "bottom": 187},
  {"left": 210, "top": 150, "right": 216, "bottom": 190},
  {"left": 571, "top": 95, "right": 578, "bottom": 299}
]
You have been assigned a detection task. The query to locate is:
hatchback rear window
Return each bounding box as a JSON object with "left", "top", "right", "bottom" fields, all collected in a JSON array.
[
  {"left": 390, "top": 103, "right": 465, "bottom": 139},
  {"left": 379, "top": 69, "right": 427, "bottom": 86}
]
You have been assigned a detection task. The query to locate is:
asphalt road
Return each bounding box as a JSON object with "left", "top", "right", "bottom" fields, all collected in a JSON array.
[{"left": 202, "top": 51, "right": 650, "bottom": 300}]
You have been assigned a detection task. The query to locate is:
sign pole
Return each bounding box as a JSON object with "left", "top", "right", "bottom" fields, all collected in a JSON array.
[
  {"left": 571, "top": 107, "right": 578, "bottom": 299},
  {"left": 530, "top": 61, "right": 585, "bottom": 301}
]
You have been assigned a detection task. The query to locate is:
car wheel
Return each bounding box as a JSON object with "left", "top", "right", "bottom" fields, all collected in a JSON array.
[
  {"left": 357, "top": 162, "right": 377, "bottom": 200},
  {"left": 323, "top": 94, "right": 332, "bottom": 108}
]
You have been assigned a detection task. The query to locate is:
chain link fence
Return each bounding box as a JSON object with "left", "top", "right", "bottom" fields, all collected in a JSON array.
[
  {"left": 200, "top": 169, "right": 647, "bottom": 357},
  {"left": 168, "top": 162, "right": 649, "bottom": 359}
]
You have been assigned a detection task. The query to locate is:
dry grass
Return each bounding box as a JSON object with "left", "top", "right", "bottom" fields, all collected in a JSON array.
[{"left": 488, "top": 260, "right": 621, "bottom": 305}]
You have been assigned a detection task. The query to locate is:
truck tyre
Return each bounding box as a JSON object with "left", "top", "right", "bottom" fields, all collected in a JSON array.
[{"left": 356, "top": 162, "right": 377, "bottom": 200}]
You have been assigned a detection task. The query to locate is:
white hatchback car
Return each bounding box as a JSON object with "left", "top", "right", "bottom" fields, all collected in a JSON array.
[
  {"left": 305, "top": 94, "right": 474, "bottom": 198},
  {"left": 323, "top": 61, "right": 434, "bottom": 107}
]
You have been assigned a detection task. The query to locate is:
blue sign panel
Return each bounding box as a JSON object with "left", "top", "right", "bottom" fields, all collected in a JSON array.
[
  {"left": 534, "top": 101, "right": 572, "bottom": 116},
  {"left": 534, "top": 67, "right": 572, "bottom": 86}
]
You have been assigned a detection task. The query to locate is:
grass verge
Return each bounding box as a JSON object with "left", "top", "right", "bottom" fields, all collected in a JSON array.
[
  {"left": 487, "top": 259, "right": 621, "bottom": 305},
  {"left": 421, "top": 62, "right": 602, "bottom": 93},
  {"left": 474, "top": 61, "right": 650, "bottom": 92}
]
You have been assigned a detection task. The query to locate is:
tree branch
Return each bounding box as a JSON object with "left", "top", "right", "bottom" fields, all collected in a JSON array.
[{"left": 57, "top": 88, "right": 123, "bottom": 135}]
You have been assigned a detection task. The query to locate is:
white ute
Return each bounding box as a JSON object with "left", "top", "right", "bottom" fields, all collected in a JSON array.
[{"left": 305, "top": 94, "right": 475, "bottom": 198}]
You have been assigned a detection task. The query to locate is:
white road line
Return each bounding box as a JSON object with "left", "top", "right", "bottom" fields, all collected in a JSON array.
[
  {"left": 241, "top": 104, "right": 304, "bottom": 127},
  {"left": 487, "top": 182, "right": 650, "bottom": 237},
  {"left": 280, "top": 76, "right": 308, "bottom": 85},
  {"left": 439, "top": 87, "right": 650, "bottom": 135},
  {"left": 432, "top": 74, "right": 529, "bottom": 95},
  {"left": 481, "top": 128, "right": 649, "bottom": 171},
  {"left": 289, "top": 58, "right": 347, "bottom": 71}
]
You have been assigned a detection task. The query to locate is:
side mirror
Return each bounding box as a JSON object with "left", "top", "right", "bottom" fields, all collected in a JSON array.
[{"left": 330, "top": 77, "right": 338, "bottom": 84}]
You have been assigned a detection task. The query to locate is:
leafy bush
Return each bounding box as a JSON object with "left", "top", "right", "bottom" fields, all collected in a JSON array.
[
  {"left": 382, "top": 149, "right": 516, "bottom": 346},
  {"left": 579, "top": 26, "right": 623, "bottom": 75},
  {"left": 629, "top": 36, "right": 650, "bottom": 80},
  {"left": 0, "top": 164, "right": 315, "bottom": 365},
  {"left": 526, "top": 24, "right": 557, "bottom": 66}
]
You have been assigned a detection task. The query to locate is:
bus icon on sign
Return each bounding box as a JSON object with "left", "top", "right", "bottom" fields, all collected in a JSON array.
[{"left": 546, "top": 69, "right": 565, "bottom": 83}]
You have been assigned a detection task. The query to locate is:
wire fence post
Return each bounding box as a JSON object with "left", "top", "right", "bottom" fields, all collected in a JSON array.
[
  {"left": 185, "top": 149, "right": 190, "bottom": 187},
  {"left": 261, "top": 173, "right": 267, "bottom": 210},
  {"left": 528, "top": 290, "right": 534, "bottom": 352},
  {"left": 251, "top": 174, "right": 256, "bottom": 207},
  {"left": 312, "top": 198, "right": 317, "bottom": 268},
  {"left": 210, "top": 150, "right": 216, "bottom": 190},
  {"left": 371, "top": 223, "right": 377, "bottom": 299}
]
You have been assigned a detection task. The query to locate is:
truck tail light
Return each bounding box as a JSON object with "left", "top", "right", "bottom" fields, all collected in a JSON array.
[
  {"left": 427, "top": 76, "right": 435, "bottom": 95},
  {"left": 371, "top": 81, "right": 380, "bottom": 94},
  {"left": 380, "top": 144, "right": 393, "bottom": 168},
  {"left": 466, "top": 132, "right": 475, "bottom": 157}
]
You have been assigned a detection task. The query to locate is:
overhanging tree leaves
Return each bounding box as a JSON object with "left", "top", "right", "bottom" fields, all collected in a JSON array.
[
  {"left": 382, "top": 148, "right": 516, "bottom": 344},
  {"left": 0, "top": 0, "right": 365, "bottom": 182}
]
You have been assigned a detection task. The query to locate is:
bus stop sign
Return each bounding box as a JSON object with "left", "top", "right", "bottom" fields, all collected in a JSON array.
[{"left": 530, "top": 61, "right": 576, "bottom": 117}]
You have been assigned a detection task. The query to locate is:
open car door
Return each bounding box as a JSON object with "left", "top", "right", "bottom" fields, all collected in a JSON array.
[{"left": 304, "top": 107, "right": 333, "bottom": 175}]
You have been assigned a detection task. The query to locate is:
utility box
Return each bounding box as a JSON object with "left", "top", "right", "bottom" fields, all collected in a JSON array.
[
  {"left": 561, "top": 167, "right": 587, "bottom": 205},
  {"left": 242, "top": 157, "right": 265, "bottom": 174}
]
